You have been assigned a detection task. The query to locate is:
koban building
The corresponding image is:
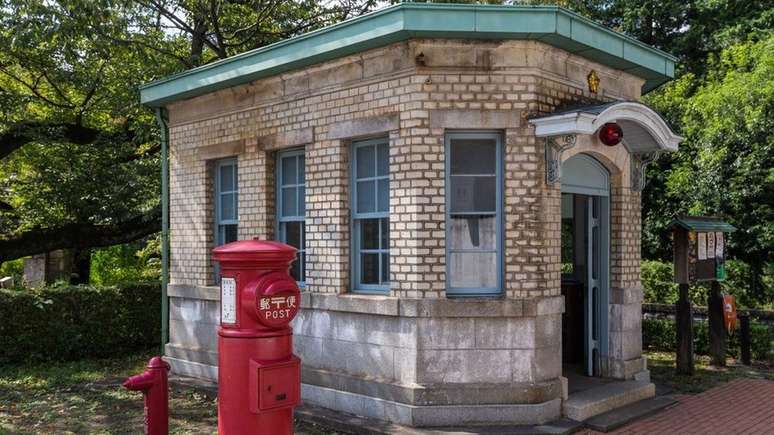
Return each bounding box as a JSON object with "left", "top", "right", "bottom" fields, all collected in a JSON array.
[{"left": 141, "top": 3, "right": 683, "bottom": 427}]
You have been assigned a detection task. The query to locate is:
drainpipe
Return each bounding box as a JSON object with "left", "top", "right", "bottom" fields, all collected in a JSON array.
[{"left": 155, "top": 107, "right": 170, "bottom": 353}]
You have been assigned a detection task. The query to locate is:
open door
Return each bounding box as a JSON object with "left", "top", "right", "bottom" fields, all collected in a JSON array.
[{"left": 561, "top": 155, "right": 610, "bottom": 377}]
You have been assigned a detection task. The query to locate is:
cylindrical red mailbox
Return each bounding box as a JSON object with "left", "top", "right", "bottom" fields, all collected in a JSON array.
[{"left": 213, "top": 240, "right": 301, "bottom": 435}]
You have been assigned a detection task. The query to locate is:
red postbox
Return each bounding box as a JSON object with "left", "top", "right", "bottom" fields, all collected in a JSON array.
[
  {"left": 212, "top": 240, "right": 301, "bottom": 435},
  {"left": 123, "top": 356, "right": 170, "bottom": 435}
]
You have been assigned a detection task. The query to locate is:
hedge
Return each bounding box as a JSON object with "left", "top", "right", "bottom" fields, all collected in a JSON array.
[
  {"left": 643, "top": 318, "right": 773, "bottom": 361},
  {"left": 0, "top": 282, "right": 160, "bottom": 364}
]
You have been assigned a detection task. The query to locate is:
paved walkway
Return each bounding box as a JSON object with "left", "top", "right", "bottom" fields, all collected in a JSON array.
[{"left": 579, "top": 378, "right": 774, "bottom": 435}]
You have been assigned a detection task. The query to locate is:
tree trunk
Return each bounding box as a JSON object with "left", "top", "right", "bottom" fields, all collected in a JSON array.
[
  {"left": 70, "top": 249, "right": 91, "bottom": 285},
  {"left": 0, "top": 207, "right": 160, "bottom": 263},
  {"left": 708, "top": 280, "right": 726, "bottom": 366}
]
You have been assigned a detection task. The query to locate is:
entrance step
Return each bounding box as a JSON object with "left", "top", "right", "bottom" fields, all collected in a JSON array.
[
  {"left": 562, "top": 380, "right": 655, "bottom": 421},
  {"left": 584, "top": 395, "right": 677, "bottom": 432}
]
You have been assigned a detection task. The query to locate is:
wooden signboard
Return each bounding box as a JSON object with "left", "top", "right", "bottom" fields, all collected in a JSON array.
[{"left": 672, "top": 217, "right": 735, "bottom": 284}]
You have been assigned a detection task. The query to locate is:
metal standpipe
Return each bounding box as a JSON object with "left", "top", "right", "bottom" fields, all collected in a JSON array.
[
  {"left": 213, "top": 240, "right": 302, "bottom": 435},
  {"left": 123, "top": 356, "right": 171, "bottom": 435}
]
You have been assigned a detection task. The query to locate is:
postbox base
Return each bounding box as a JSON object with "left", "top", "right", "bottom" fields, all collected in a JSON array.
[{"left": 218, "top": 331, "right": 299, "bottom": 435}]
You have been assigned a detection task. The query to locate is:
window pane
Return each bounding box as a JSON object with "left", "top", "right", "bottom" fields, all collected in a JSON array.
[
  {"left": 299, "top": 186, "right": 306, "bottom": 215},
  {"left": 377, "top": 178, "right": 389, "bottom": 212},
  {"left": 298, "top": 155, "right": 305, "bottom": 183},
  {"left": 282, "top": 187, "right": 297, "bottom": 217},
  {"left": 381, "top": 253, "right": 389, "bottom": 284},
  {"left": 283, "top": 221, "right": 302, "bottom": 249},
  {"left": 281, "top": 156, "right": 297, "bottom": 185},
  {"left": 377, "top": 142, "right": 389, "bottom": 176},
  {"left": 290, "top": 257, "right": 301, "bottom": 282},
  {"left": 360, "top": 219, "right": 380, "bottom": 250},
  {"left": 380, "top": 218, "right": 389, "bottom": 249},
  {"left": 356, "top": 145, "right": 375, "bottom": 179},
  {"left": 356, "top": 180, "right": 376, "bottom": 213},
  {"left": 448, "top": 216, "right": 497, "bottom": 250},
  {"left": 220, "top": 164, "right": 234, "bottom": 192},
  {"left": 220, "top": 193, "right": 236, "bottom": 221},
  {"left": 223, "top": 224, "right": 238, "bottom": 244},
  {"left": 300, "top": 252, "right": 306, "bottom": 282},
  {"left": 361, "top": 253, "right": 379, "bottom": 284},
  {"left": 448, "top": 252, "right": 497, "bottom": 288},
  {"left": 450, "top": 139, "right": 496, "bottom": 175},
  {"left": 449, "top": 176, "right": 496, "bottom": 213}
]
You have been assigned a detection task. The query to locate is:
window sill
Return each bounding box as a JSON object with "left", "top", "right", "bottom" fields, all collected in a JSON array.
[{"left": 302, "top": 292, "right": 564, "bottom": 318}]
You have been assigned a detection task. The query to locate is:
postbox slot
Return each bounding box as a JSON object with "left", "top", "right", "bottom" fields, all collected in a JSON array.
[{"left": 249, "top": 356, "right": 300, "bottom": 413}]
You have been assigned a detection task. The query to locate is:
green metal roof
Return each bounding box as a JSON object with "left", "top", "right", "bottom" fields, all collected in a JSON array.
[
  {"left": 669, "top": 217, "right": 737, "bottom": 232},
  {"left": 140, "top": 3, "right": 679, "bottom": 107}
]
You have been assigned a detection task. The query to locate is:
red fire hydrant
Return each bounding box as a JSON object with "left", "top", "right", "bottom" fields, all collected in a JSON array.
[
  {"left": 123, "top": 356, "right": 170, "bottom": 435},
  {"left": 213, "top": 240, "right": 301, "bottom": 435}
]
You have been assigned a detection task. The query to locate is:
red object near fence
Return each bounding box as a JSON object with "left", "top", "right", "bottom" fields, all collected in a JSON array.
[{"left": 723, "top": 294, "right": 738, "bottom": 333}]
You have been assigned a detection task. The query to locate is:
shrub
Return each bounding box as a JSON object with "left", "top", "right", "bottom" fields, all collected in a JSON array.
[
  {"left": 641, "top": 260, "right": 679, "bottom": 304},
  {"left": 641, "top": 259, "right": 773, "bottom": 309},
  {"left": 90, "top": 236, "right": 161, "bottom": 286},
  {"left": 0, "top": 258, "right": 24, "bottom": 285},
  {"left": 0, "top": 282, "right": 160, "bottom": 364},
  {"left": 643, "top": 318, "right": 773, "bottom": 361}
]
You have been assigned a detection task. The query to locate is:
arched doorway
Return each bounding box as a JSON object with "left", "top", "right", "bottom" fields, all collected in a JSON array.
[{"left": 561, "top": 154, "right": 610, "bottom": 378}]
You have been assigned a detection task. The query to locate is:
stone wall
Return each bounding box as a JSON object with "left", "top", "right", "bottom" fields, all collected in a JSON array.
[{"left": 294, "top": 293, "right": 564, "bottom": 426}]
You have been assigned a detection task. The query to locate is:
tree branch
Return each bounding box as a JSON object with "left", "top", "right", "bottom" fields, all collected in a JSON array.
[
  {"left": 0, "top": 122, "right": 103, "bottom": 160},
  {"left": 0, "top": 207, "right": 161, "bottom": 263}
]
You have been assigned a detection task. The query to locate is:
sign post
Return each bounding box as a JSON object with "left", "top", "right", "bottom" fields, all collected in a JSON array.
[{"left": 670, "top": 217, "right": 736, "bottom": 374}]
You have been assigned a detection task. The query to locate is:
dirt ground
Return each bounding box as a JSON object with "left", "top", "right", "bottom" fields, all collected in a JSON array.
[
  {"left": 0, "top": 351, "right": 341, "bottom": 435},
  {"left": 1, "top": 350, "right": 771, "bottom": 434}
]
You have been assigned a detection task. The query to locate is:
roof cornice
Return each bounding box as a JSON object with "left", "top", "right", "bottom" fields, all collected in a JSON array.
[{"left": 140, "top": 3, "right": 678, "bottom": 107}]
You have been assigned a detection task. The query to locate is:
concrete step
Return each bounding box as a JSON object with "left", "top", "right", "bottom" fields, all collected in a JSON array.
[
  {"left": 584, "top": 395, "right": 677, "bottom": 432},
  {"left": 562, "top": 381, "right": 655, "bottom": 422}
]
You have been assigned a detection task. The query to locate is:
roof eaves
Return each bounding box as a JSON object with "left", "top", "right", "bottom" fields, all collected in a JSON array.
[{"left": 140, "top": 3, "right": 678, "bottom": 107}]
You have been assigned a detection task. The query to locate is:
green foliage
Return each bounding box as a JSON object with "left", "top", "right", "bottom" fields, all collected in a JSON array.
[
  {"left": 644, "top": 33, "right": 774, "bottom": 304},
  {"left": 641, "top": 260, "right": 679, "bottom": 304},
  {"left": 641, "top": 260, "right": 772, "bottom": 309},
  {"left": 90, "top": 236, "right": 161, "bottom": 286},
  {"left": 643, "top": 318, "right": 773, "bottom": 361},
  {"left": 0, "top": 282, "right": 160, "bottom": 364},
  {"left": 0, "top": 258, "right": 24, "bottom": 283}
]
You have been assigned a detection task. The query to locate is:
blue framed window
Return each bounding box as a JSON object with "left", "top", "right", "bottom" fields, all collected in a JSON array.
[
  {"left": 445, "top": 132, "right": 503, "bottom": 296},
  {"left": 215, "top": 158, "right": 238, "bottom": 247},
  {"left": 277, "top": 149, "right": 306, "bottom": 285},
  {"left": 351, "top": 138, "right": 389, "bottom": 293}
]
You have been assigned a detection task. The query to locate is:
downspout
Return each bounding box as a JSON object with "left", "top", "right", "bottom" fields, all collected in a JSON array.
[{"left": 155, "top": 107, "right": 170, "bottom": 353}]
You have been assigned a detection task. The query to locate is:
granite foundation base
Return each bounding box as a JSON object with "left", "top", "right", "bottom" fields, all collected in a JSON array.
[{"left": 301, "top": 383, "right": 562, "bottom": 427}]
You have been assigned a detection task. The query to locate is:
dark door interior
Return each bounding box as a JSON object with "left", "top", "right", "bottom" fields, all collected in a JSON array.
[{"left": 561, "top": 193, "right": 586, "bottom": 365}]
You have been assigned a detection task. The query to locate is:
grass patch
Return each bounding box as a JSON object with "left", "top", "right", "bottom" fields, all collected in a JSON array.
[
  {"left": 0, "top": 350, "right": 216, "bottom": 434},
  {"left": 0, "top": 351, "right": 344, "bottom": 434},
  {"left": 646, "top": 351, "right": 774, "bottom": 395}
]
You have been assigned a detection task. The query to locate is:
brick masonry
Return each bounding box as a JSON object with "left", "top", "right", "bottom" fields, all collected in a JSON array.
[{"left": 163, "top": 38, "right": 651, "bottom": 425}]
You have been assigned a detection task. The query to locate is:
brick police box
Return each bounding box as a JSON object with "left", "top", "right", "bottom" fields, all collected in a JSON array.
[{"left": 140, "top": 3, "right": 683, "bottom": 427}]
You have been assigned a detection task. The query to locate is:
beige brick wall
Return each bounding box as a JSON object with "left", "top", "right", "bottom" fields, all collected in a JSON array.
[{"left": 165, "top": 38, "right": 644, "bottom": 297}]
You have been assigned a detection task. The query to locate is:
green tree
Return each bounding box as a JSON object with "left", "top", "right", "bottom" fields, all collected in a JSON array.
[
  {"left": 645, "top": 33, "right": 774, "bottom": 304},
  {"left": 0, "top": 0, "right": 376, "bottom": 278}
]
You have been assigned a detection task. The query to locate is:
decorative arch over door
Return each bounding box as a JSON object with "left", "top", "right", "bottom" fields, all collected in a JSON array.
[
  {"left": 529, "top": 101, "right": 684, "bottom": 190},
  {"left": 561, "top": 153, "right": 610, "bottom": 197}
]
